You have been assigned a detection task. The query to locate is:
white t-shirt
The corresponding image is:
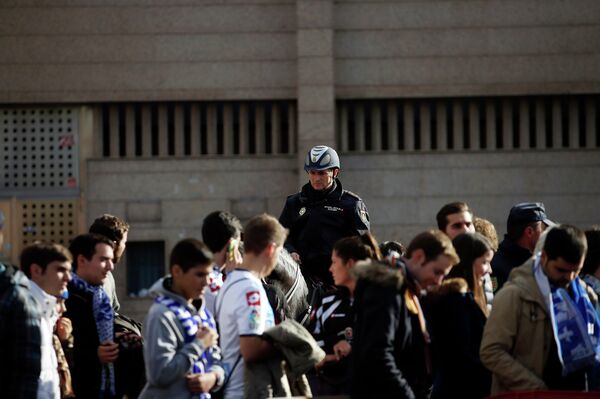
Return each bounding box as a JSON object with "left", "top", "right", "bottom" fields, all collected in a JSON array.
[
  {"left": 204, "top": 265, "right": 224, "bottom": 316},
  {"left": 215, "top": 269, "right": 275, "bottom": 399}
]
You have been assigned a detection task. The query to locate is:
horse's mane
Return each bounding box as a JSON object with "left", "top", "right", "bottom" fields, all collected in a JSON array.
[{"left": 265, "top": 247, "right": 309, "bottom": 322}]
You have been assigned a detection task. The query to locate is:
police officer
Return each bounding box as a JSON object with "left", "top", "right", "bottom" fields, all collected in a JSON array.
[{"left": 279, "top": 145, "right": 370, "bottom": 285}]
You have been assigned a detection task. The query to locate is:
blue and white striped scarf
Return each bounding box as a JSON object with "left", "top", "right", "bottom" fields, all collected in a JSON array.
[
  {"left": 70, "top": 273, "right": 115, "bottom": 398},
  {"left": 534, "top": 256, "right": 600, "bottom": 374},
  {"left": 155, "top": 295, "right": 218, "bottom": 399}
]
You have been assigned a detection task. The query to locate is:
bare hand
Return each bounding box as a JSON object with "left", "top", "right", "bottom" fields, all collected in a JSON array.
[
  {"left": 196, "top": 326, "right": 218, "bottom": 348},
  {"left": 56, "top": 317, "right": 72, "bottom": 342},
  {"left": 333, "top": 340, "right": 351, "bottom": 360},
  {"left": 186, "top": 372, "right": 217, "bottom": 394},
  {"left": 97, "top": 340, "right": 119, "bottom": 364},
  {"left": 290, "top": 252, "right": 301, "bottom": 264},
  {"left": 224, "top": 239, "right": 243, "bottom": 273},
  {"left": 315, "top": 354, "right": 338, "bottom": 369}
]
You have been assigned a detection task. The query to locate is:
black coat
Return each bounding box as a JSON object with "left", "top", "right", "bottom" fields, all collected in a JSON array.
[
  {"left": 279, "top": 179, "right": 369, "bottom": 284},
  {"left": 491, "top": 237, "right": 532, "bottom": 291},
  {"left": 65, "top": 281, "right": 114, "bottom": 399},
  {"left": 426, "top": 280, "right": 491, "bottom": 399},
  {"left": 350, "top": 260, "right": 429, "bottom": 399}
]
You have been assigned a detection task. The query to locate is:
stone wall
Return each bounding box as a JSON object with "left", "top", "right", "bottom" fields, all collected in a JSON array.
[{"left": 87, "top": 149, "right": 600, "bottom": 319}]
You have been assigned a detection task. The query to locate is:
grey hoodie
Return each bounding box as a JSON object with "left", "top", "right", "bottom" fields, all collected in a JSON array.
[{"left": 139, "top": 277, "right": 224, "bottom": 399}]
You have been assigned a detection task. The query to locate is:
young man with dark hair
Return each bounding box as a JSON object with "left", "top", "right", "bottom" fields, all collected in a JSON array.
[
  {"left": 89, "top": 214, "right": 130, "bottom": 311},
  {"left": 0, "top": 225, "right": 42, "bottom": 398},
  {"left": 201, "top": 210, "right": 243, "bottom": 315},
  {"left": 481, "top": 225, "right": 597, "bottom": 395},
  {"left": 492, "top": 202, "right": 554, "bottom": 290},
  {"left": 90, "top": 213, "right": 145, "bottom": 399},
  {"left": 436, "top": 201, "right": 474, "bottom": 239},
  {"left": 437, "top": 201, "right": 494, "bottom": 311},
  {"left": 351, "top": 230, "right": 459, "bottom": 398},
  {"left": 65, "top": 233, "right": 118, "bottom": 399},
  {"left": 140, "top": 238, "right": 223, "bottom": 398},
  {"left": 20, "top": 242, "right": 72, "bottom": 399},
  {"left": 217, "top": 214, "right": 287, "bottom": 399}
]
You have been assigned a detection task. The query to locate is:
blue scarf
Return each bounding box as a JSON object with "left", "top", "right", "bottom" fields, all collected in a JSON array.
[
  {"left": 155, "top": 295, "right": 218, "bottom": 399},
  {"left": 70, "top": 273, "right": 115, "bottom": 398},
  {"left": 534, "top": 256, "right": 600, "bottom": 374}
]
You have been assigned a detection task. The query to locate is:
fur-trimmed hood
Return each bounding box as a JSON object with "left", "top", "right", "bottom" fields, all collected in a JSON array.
[
  {"left": 428, "top": 278, "right": 468, "bottom": 297},
  {"left": 350, "top": 259, "right": 405, "bottom": 290}
]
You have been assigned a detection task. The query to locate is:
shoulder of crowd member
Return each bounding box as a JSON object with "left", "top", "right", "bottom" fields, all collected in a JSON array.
[
  {"left": 428, "top": 278, "right": 468, "bottom": 300},
  {"left": 580, "top": 279, "right": 599, "bottom": 308},
  {"left": 351, "top": 260, "right": 404, "bottom": 290}
]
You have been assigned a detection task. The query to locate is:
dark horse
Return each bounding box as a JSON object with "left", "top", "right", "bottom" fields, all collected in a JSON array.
[{"left": 264, "top": 247, "right": 310, "bottom": 324}]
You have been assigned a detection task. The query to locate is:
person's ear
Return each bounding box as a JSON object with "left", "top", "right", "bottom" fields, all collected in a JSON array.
[
  {"left": 30, "top": 263, "right": 44, "bottom": 279},
  {"left": 264, "top": 242, "right": 276, "bottom": 259},
  {"left": 171, "top": 264, "right": 183, "bottom": 278},
  {"left": 524, "top": 225, "right": 535, "bottom": 238},
  {"left": 76, "top": 254, "right": 88, "bottom": 270},
  {"left": 332, "top": 169, "right": 339, "bottom": 178},
  {"left": 540, "top": 251, "right": 548, "bottom": 266},
  {"left": 346, "top": 259, "right": 356, "bottom": 270},
  {"left": 411, "top": 248, "right": 425, "bottom": 266}
]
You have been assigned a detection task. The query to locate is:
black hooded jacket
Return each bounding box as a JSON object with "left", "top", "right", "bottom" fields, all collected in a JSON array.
[
  {"left": 350, "top": 260, "right": 430, "bottom": 399},
  {"left": 279, "top": 179, "right": 369, "bottom": 284}
]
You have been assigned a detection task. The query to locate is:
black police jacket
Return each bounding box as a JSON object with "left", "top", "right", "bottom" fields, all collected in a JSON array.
[{"left": 279, "top": 179, "right": 370, "bottom": 284}]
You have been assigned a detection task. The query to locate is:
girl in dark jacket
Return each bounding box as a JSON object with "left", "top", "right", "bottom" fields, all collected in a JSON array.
[
  {"left": 428, "top": 232, "right": 493, "bottom": 399},
  {"left": 310, "top": 232, "right": 380, "bottom": 395}
]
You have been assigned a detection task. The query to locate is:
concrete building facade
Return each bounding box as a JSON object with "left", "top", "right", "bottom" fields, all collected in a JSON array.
[{"left": 1, "top": 0, "right": 599, "bottom": 318}]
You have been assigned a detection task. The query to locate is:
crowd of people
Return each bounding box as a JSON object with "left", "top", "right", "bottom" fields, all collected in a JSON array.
[{"left": 1, "top": 145, "right": 599, "bottom": 399}]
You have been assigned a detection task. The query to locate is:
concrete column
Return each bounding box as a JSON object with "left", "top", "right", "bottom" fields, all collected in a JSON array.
[{"left": 296, "top": 0, "right": 335, "bottom": 187}]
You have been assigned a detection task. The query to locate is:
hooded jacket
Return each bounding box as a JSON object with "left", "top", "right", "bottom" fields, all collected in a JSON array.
[
  {"left": 350, "top": 260, "right": 430, "bottom": 399},
  {"left": 480, "top": 258, "right": 597, "bottom": 395},
  {"left": 139, "top": 277, "right": 224, "bottom": 399},
  {"left": 279, "top": 178, "right": 370, "bottom": 284}
]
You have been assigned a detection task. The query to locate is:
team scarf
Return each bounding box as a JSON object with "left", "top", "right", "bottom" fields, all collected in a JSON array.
[
  {"left": 533, "top": 255, "right": 600, "bottom": 374},
  {"left": 70, "top": 273, "right": 115, "bottom": 398},
  {"left": 155, "top": 295, "right": 218, "bottom": 399}
]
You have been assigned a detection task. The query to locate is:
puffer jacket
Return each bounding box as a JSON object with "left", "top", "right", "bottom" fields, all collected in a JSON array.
[{"left": 480, "top": 258, "right": 597, "bottom": 395}]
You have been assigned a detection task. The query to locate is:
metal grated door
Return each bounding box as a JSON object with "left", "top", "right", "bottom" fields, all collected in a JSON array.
[
  {"left": 21, "top": 199, "right": 79, "bottom": 247},
  {"left": 1, "top": 107, "right": 79, "bottom": 196}
]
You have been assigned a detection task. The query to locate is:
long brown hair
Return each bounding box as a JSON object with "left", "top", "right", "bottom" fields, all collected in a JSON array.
[{"left": 448, "top": 233, "right": 493, "bottom": 315}]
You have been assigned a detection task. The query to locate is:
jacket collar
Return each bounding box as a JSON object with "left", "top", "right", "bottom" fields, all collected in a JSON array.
[
  {"left": 506, "top": 258, "right": 549, "bottom": 313},
  {"left": 299, "top": 178, "right": 343, "bottom": 205},
  {"left": 29, "top": 280, "right": 58, "bottom": 322},
  {"left": 351, "top": 258, "right": 405, "bottom": 290}
]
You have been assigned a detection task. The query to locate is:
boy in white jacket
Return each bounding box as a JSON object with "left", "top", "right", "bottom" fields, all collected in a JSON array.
[{"left": 20, "top": 242, "right": 73, "bottom": 399}]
